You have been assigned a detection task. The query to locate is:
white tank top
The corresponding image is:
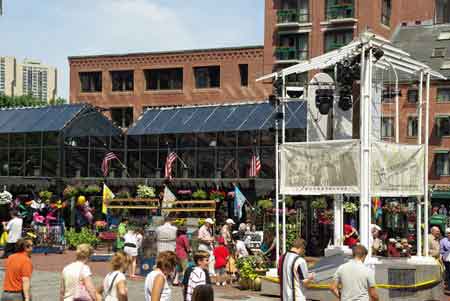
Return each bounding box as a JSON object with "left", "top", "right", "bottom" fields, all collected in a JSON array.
[{"left": 144, "top": 270, "right": 171, "bottom": 301}]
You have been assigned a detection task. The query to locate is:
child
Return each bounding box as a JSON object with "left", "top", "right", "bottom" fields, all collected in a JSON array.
[
  {"left": 213, "top": 236, "right": 229, "bottom": 286},
  {"left": 185, "top": 251, "right": 211, "bottom": 301}
]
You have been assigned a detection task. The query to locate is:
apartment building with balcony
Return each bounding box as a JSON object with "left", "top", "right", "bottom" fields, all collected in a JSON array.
[
  {"left": 0, "top": 57, "right": 57, "bottom": 102},
  {"left": 264, "top": 0, "right": 436, "bottom": 86},
  {"left": 69, "top": 46, "right": 269, "bottom": 128}
]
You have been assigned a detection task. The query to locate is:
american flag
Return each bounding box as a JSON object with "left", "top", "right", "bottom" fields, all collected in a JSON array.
[
  {"left": 249, "top": 153, "right": 261, "bottom": 177},
  {"left": 164, "top": 152, "right": 177, "bottom": 179},
  {"left": 101, "top": 152, "right": 118, "bottom": 177}
]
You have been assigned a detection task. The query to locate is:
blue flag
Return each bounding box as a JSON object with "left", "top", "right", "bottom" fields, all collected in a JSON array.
[{"left": 234, "top": 186, "right": 247, "bottom": 220}]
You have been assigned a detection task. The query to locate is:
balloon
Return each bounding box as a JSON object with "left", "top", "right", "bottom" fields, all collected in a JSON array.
[{"left": 77, "top": 195, "right": 86, "bottom": 206}]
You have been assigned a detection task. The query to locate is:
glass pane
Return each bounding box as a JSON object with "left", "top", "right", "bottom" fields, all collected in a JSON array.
[
  {"left": 238, "top": 131, "right": 257, "bottom": 147},
  {"left": 65, "top": 136, "right": 88, "bottom": 148},
  {"left": 109, "top": 151, "right": 124, "bottom": 178},
  {"left": 127, "top": 135, "right": 140, "bottom": 150},
  {"left": 178, "top": 134, "right": 196, "bottom": 147},
  {"left": 286, "top": 128, "right": 306, "bottom": 142},
  {"left": 217, "top": 149, "right": 236, "bottom": 178},
  {"left": 142, "top": 135, "right": 158, "bottom": 148},
  {"left": 111, "top": 135, "right": 124, "bottom": 149},
  {"left": 0, "top": 149, "right": 8, "bottom": 176},
  {"left": 159, "top": 134, "right": 176, "bottom": 148},
  {"left": 26, "top": 133, "right": 41, "bottom": 147},
  {"left": 43, "top": 132, "right": 59, "bottom": 146},
  {"left": 65, "top": 148, "right": 88, "bottom": 177},
  {"left": 260, "top": 130, "right": 275, "bottom": 146},
  {"left": 25, "top": 148, "right": 41, "bottom": 176},
  {"left": 197, "top": 149, "right": 215, "bottom": 178},
  {"left": 197, "top": 133, "right": 217, "bottom": 147},
  {"left": 237, "top": 148, "right": 252, "bottom": 178},
  {"left": 178, "top": 150, "right": 196, "bottom": 178},
  {"left": 218, "top": 132, "right": 236, "bottom": 147},
  {"left": 127, "top": 151, "right": 140, "bottom": 177},
  {"left": 90, "top": 136, "right": 109, "bottom": 148},
  {"left": 10, "top": 134, "right": 24, "bottom": 147},
  {"left": 0, "top": 134, "right": 9, "bottom": 147},
  {"left": 89, "top": 149, "right": 105, "bottom": 177},
  {"left": 141, "top": 150, "right": 158, "bottom": 177},
  {"left": 261, "top": 147, "right": 275, "bottom": 179},
  {"left": 42, "top": 148, "right": 58, "bottom": 177},
  {"left": 9, "top": 149, "right": 24, "bottom": 176}
]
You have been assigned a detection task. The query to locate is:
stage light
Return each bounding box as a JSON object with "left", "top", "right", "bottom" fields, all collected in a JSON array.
[
  {"left": 273, "top": 77, "right": 283, "bottom": 97},
  {"left": 338, "top": 94, "right": 353, "bottom": 111},
  {"left": 268, "top": 94, "right": 280, "bottom": 107},
  {"left": 315, "top": 89, "right": 334, "bottom": 115},
  {"left": 286, "top": 86, "right": 304, "bottom": 98},
  {"left": 373, "top": 48, "right": 384, "bottom": 61}
]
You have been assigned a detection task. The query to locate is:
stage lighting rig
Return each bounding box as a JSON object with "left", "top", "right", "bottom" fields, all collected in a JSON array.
[{"left": 315, "top": 89, "right": 334, "bottom": 115}]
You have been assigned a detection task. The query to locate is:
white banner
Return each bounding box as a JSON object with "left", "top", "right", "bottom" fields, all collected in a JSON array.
[
  {"left": 280, "top": 140, "right": 360, "bottom": 195},
  {"left": 371, "top": 142, "right": 424, "bottom": 196}
]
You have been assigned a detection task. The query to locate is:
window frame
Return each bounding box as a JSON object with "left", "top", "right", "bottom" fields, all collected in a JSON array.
[
  {"left": 79, "top": 71, "right": 102, "bottom": 93},
  {"left": 239, "top": 64, "right": 249, "bottom": 87},
  {"left": 432, "top": 47, "right": 447, "bottom": 58},
  {"left": 436, "top": 115, "right": 450, "bottom": 137},
  {"left": 407, "top": 116, "right": 418, "bottom": 137},
  {"left": 110, "top": 107, "right": 134, "bottom": 129},
  {"left": 435, "top": 152, "right": 450, "bottom": 176},
  {"left": 407, "top": 89, "right": 418, "bottom": 103},
  {"left": 144, "top": 68, "right": 183, "bottom": 91},
  {"left": 193, "top": 66, "right": 221, "bottom": 89},
  {"left": 381, "top": 0, "right": 392, "bottom": 26},
  {"left": 437, "top": 87, "right": 450, "bottom": 102},
  {"left": 110, "top": 70, "right": 134, "bottom": 92},
  {"left": 381, "top": 116, "right": 394, "bottom": 138}
]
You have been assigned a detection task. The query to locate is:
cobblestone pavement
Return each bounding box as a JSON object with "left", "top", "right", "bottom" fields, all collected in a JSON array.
[{"left": 0, "top": 252, "right": 279, "bottom": 300}]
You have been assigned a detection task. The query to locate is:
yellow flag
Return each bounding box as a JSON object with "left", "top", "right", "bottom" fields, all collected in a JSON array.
[{"left": 102, "top": 184, "right": 114, "bottom": 214}]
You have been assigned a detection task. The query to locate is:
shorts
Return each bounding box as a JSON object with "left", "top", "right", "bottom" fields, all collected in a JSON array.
[
  {"left": 124, "top": 246, "right": 138, "bottom": 257},
  {"left": 215, "top": 267, "right": 226, "bottom": 275},
  {"left": 1, "top": 292, "right": 24, "bottom": 301}
]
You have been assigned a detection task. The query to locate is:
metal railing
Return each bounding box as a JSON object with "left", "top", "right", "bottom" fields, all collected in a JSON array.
[
  {"left": 326, "top": 3, "right": 354, "bottom": 20},
  {"left": 324, "top": 42, "right": 345, "bottom": 52},
  {"left": 275, "top": 47, "right": 308, "bottom": 61},
  {"left": 277, "top": 9, "right": 309, "bottom": 24}
]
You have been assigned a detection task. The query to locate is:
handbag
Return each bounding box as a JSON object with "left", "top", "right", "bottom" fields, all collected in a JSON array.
[{"left": 73, "top": 264, "right": 93, "bottom": 301}]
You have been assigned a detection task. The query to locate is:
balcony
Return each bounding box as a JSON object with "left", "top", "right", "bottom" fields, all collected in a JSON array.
[
  {"left": 325, "top": 3, "right": 356, "bottom": 22},
  {"left": 275, "top": 47, "right": 308, "bottom": 64},
  {"left": 276, "top": 9, "right": 310, "bottom": 27},
  {"left": 325, "top": 42, "right": 346, "bottom": 52}
]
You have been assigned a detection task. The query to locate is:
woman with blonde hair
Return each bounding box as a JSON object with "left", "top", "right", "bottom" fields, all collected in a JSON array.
[
  {"left": 144, "top": 251, "right": 178, "bottom": 301},
  {"left": 60, "top": 244, "right": 97, "bottom": 301},
  {"left": 97, "top": 251, "right": 130, "bottom": 301}
]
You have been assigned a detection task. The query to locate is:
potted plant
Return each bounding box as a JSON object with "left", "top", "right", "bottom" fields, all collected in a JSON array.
[
  {"left": 257, "top": 199, "right": 272, "bottom": 210},
  {"left": 236, "top": 256, "right": 263, "bottom": 291},
  {"left": 116, "top": 189, "right": 131, "bottom": 199},
  {"left": 63, "top": 185, "right": 79, "bottom": 200},
  {"left": 311, "top": 197, "right": 327, "bottom": 210},
  {"left": 65, "top": 227, "right": 99, "bottom": 249},
  {"left": 343, "top": 201, "right": 358, "bottom": 214},
  {"left": 210, "top": 190, "right": 225, "bottom": 201},
  {"left": 192, "top": 189, "right": 207, "bottom": 200},
  {"left": 136, "top": 185, "right": 156, "bottom": 198},
  {"left": 39, "top": 190, "right": 53, "bottom": 202},
  {"left": 84, "top": 184, "right": 101, "bottom": 196}
]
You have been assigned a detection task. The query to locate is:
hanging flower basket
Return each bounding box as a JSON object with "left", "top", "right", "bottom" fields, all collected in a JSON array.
[
  {"left": 311, "top": 197, "right": 327, "bottom": 210},
  {"left": 136, "top": 185, "right": 156, "bottom": 198},
  {"left": 343, "top": 201, "right": 358, "bottom": 214}
]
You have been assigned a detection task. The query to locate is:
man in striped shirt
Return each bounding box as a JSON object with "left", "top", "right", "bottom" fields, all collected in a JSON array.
[
  {"left": 186, "top": 251, "right": 210, "bottom": 301},
  {"left": 280, "top": 238, "right": 314, "bottom": 301}
]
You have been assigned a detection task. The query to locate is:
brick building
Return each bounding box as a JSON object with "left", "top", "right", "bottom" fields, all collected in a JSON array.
[
  {"left": 68, "top": 46, "right": 269, "bottom": 127},
  {"left": 263, "top": 0, "right": 436, "bottom": 83}
]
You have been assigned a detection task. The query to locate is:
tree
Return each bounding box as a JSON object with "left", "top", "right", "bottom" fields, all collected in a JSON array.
[{"left": 0, "top": 94, "right": 67, "bottom": 108}]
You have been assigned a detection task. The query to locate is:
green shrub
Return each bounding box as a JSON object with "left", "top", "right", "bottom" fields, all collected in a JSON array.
[
  {"left": 136, "top": 185, "right": 156, "bottom": 198},
  {"left": 65, "top": 227, "right": 99, "bottom": 248},
  {"left": 192, "top": 189, "right": 207, "bottom": 200}
]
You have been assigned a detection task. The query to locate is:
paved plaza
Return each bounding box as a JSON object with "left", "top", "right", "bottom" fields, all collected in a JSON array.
[{"left": 0, "top": 252, "right": 279, "bottom": 301}]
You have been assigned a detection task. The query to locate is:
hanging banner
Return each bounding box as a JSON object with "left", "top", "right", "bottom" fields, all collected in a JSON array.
[
  {"left": 280, "top": 140, "right": 360, "bottom": 195},
  {"left": 371, "top": 142, "right": 424, "bottom": 196}
]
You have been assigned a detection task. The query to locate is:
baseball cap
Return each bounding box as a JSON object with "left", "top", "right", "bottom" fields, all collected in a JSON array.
[
  {"left": 226, "top": 218, "right": 235, "bottom": 225},
  {"left": 204, "top": 218, "right": 215, "bottom": 224}
]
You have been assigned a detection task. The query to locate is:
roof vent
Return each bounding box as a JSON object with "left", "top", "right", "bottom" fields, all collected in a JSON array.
[
  {"left": 438, "top": 31, "right": 450, "bottom": 40},
  {"left": 441, "top": 61, "right": 450, "bottom": 69}
]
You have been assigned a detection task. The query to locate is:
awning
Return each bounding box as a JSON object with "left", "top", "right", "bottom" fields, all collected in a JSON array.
[
  {"left": 433, "top": 149, "right": 449, "bottom": 154},
  {"left": 431, "top": 191, "right": 450, "bottom": 199},
  {"left": 127, "top": 101, "right": 306, "bottom": 135}
]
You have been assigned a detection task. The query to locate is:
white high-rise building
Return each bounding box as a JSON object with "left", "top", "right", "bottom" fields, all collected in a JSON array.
[{"left": 0, "top": 56, "right": 57, "bottom": 102}]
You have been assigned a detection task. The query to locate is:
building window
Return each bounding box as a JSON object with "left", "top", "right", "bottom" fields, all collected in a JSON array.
[
  {"left": 436, "top": 152, "right": 450, "bottom": 176},
  {"left": 407, "top": 116, "right": 418, "bottom": 137},
  {"left": 111, "top": 107, "right": 133, "bottom": 128},
  {"left": 111, "top": 70, "right": 133, "bottom": 92},
  {"left": 325, "top": 0, "right": 354, "bottom": 20},
  {"left": 381, "top": 0, "right": 391, "bottom": 26},
  {"left": 276, "top": 34, "right": 309, "bottom": 61},
  {"left": 407, "top": 89, "right": 418, "bottom": 103},
  {"left": 436, "top": 116, "right": 450, "bottom": 136},
  {"left": 324, "top": 30, "right": 353, "bottom": 53},
  {"left": 433, "top": 47, "right": 447, "bottom": 57},
  {"left": 381, "top": 117, "right": 394, "bottom": 138},
  {"left": 437, "top": 87, "right": 450, "bottom": 102},
  {"left": 79, "top": 72, "right": 102, "bottom": 92},
  {"left": 277, "top": 0, "right": 309, "bottom": 23},
  {"left": 194, "top": 66, "right": 220, "bottom": 89},
  {"left": 145, "top": 68, "right": 183, "bottom": 90},
  {"left": 239, "top": 64, "right": 248, "bottom": 87},
  {"left": 436, "top": 0, "right": 450, "bottom": 24}
]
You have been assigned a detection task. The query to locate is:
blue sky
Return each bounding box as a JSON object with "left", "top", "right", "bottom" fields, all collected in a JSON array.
[{"left": 0, "top": 0, "right": 265, "bottom": 98}]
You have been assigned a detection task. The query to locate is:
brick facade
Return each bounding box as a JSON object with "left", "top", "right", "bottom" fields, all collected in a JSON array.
[{"left": 69, "top": 46, "right": 270, "bottom": 120}]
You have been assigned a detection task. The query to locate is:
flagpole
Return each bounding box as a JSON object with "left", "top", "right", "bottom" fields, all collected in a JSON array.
[{"left": 174, "top": 153, "right": 188, "bottom": 168}]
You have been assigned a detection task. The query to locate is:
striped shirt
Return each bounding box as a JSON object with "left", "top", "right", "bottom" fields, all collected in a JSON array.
[
  {"left": 281, "top": 252, "right": 308, "bottom": 301},
  {"left": 186, "top": 267, "right": 206, "bottom": 301}
]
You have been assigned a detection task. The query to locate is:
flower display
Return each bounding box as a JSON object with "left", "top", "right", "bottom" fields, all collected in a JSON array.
[
  {"left": 343, "top": 201, "right": 358, "bottom": 214},
  {"left": 210, "top": 190, "right": 226, "bottom": 201},
  {"left": 136, "top": 185, "right": 156, "bottom": 198}
]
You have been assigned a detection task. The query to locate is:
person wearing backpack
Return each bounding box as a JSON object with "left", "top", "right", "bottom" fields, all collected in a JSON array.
[
  {"left": 97, "top": 251, "right": 129, "bottom": 301},
  {"left": 280, "top": 238, "right": 315, "bottom": 301}
]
